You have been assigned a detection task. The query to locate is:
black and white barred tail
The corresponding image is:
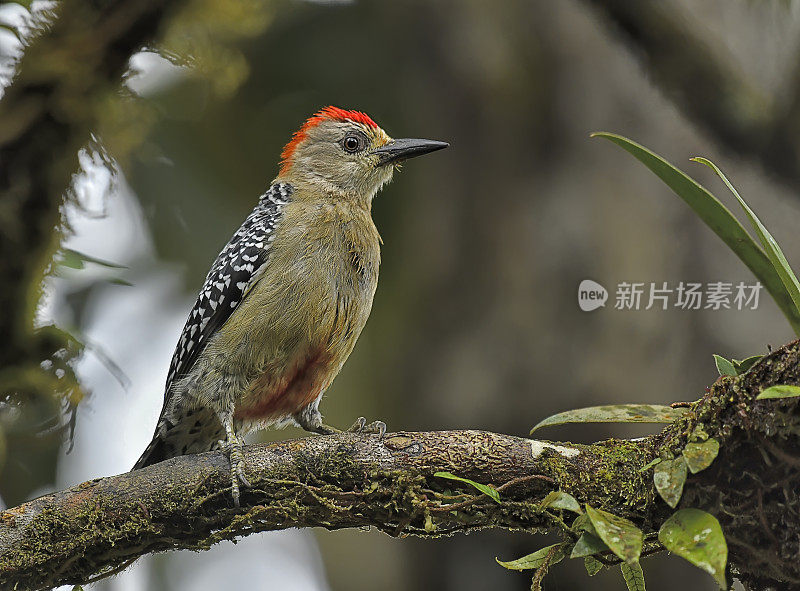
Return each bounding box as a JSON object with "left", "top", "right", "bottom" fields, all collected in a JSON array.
[{"left": 133, "top": 407, "right": 224, "bottom": 469}]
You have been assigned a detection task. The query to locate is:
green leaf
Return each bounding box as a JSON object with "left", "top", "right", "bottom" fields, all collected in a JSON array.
[
  {"left": 756, "top": 385, "right": 800, "bottom": 400},
  {"left": 693, "top": 157, "right": 800, "bottom": 332},
  {"left": 58, "top": 249, "right": 87, "bottom": 270},
  {"left": 585, "top": 505, "right": 643, "bottom": 564},
  {"left": 713, "top": 355, "right": 737, "bottom": 378},
  {"left": 495, "top": 543, "right": 568, "bottom": 571},
  {"left": 570, "top": 532, "right": 608, "bottom": 558},
  {"left": 653, "top": 456, "right": 688, "bottom": 508},
  {"left": 57, "top": 248, "right": 127, "bottom": 270},
  {"left": 434, "top": 472, "right": 500, "bottom": 503},
  {"left": 732, "top": 355, "right": 762, "bottom": 375},
  {"left": 659, "top": 509, "right": 728, "bottom": 589},
  {"left": 638, "top": 458, "right": 662, "bottom": 472},
  {"left": 591, "top": 133, "right": 800, "bottom": 336},
  {"left": 621, "top": 561, "right": 646, "bottom": 591},
  {"left": 531, "top": 404, "right": 689, "bottom": 433},
  {"left": 571, "top": 513, "right": 599, "bottom": 537},
  {"left": 682, "top": 439, "right": 720, "bottom": 474},
  {"left": 541, "top": 491, "right": 582, "bottom": 514},
  {"left": 584, "top": 556, "right": 603, "bottom": 576}
]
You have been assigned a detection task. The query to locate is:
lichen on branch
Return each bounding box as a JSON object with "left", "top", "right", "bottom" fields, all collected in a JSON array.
[{"left": 1, "top": 341, "right": 799, "bottom": 590}]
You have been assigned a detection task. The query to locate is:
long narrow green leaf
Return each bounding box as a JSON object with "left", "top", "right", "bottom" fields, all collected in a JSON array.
[
  {"left": 757, "top": 384, "right": 800, "bottom": 399},
  {"left": 592, "top": 133, "right": 800, "bottom": 336},
  {"left": 495, "top": 543, "right": 568, "bottom": 571},
  {"left": 692, "top": 157, "right": 800, "bottom": 325},
  {"left": 621, "top": 561, "right": 647, "bottom": 591},
  {"left": 531, "top": 404, "right": 688, "bottom": 433},
  {"left": 434, "top": 471, "right": 500, "bottom": 503},
  {"left": 57, "top": 248, "right": 127, "bottom": 270}
]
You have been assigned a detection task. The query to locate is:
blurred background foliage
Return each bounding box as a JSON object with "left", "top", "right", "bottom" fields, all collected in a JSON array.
[{"left": 3, "top": 0, "right": 800, "bottom": 589}]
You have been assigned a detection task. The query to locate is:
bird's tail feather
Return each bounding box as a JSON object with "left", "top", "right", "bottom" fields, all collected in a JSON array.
[
  {"left": 132, "top": 424, "right": 169, "bottom": 469},
  {"left": 132, "top": 408, "right": 224, "bottom": 470}
]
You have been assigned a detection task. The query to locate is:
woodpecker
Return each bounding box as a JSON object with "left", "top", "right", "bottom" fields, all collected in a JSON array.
[{"left": 133, "top": 106, "right": 448, "bottom": 505}]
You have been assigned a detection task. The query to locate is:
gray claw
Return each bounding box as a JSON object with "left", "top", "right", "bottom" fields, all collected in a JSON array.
[
  {"left": 365, "top": 420, "right": 387, "bottom": 438},
  {"left": 348, "top": 417, "right": 387, "bottom": 438},
  {"left": 236, "top": 462, "right": 252, "bottom": 488},
  {"left": 219, "top": 433, "right": 250, "bottom": 507},
  {"left": 348, "top": 417, "right": 367, "bottom": 432}
]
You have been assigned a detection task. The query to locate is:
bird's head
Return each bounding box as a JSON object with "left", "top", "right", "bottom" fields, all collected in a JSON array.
[{"left": 277, "top": 106, "right": 448, "bottom": 205}]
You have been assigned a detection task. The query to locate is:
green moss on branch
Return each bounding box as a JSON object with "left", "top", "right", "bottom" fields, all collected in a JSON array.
[{"left": 2, "top": 342, "right": 800, "bottom": 590}]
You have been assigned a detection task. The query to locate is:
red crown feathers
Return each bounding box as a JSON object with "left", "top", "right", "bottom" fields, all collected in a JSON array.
[{"left": 279, "top": 106, "right": 378, "bottom": 176}]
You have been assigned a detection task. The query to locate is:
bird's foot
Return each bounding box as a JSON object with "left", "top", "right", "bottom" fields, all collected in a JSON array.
[
  {"left": 294, "top": 406, "right": 340, "bottom": 435},
  {"left": 218, "top": 432, "right": 251, "bottom": 507},
  {"left": 313, "top": 423, "right": 341, "bottom": 435},
  {"left": 293, "top": 406, "right": 386, "bottom": 438},
  {"left": 347, "top": 416, "right": 387, "bottom": 438}
]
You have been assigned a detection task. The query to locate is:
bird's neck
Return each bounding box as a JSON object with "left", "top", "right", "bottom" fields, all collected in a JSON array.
[
  {"left": 275, "top": 173, "right": 375, "bottom": 212},
  {"left": 274, "top": 181, "right": 382, "bottom": 271}
]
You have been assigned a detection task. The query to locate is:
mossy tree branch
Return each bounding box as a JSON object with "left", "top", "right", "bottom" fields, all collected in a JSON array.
[{"left": 2, "top": 341, "right": 800, "bottom": 591}]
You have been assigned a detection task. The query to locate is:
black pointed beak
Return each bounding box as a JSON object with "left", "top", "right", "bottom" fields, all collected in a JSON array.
[{"left": 373, "top": 138, "right": 449, "bottom": 166}]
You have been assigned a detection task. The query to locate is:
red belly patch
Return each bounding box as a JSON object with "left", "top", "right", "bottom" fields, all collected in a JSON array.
[{"left": 235, "top": 351, "right": 333, "bottom": 420}]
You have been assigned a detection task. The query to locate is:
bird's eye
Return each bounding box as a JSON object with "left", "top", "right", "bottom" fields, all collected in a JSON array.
[{"left": 342, "top": 133, "right": 364, "bottom": 154}]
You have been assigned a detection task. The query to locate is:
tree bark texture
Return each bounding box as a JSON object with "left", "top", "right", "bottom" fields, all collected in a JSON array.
[{"left": 2, "top": 340, "right": 799, "bottom": 590}]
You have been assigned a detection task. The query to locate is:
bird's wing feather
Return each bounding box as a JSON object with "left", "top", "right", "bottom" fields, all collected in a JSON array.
[
  {"left": 164, "top": 182, "right": 293, "bottom": 391},
  {"left": 133, "top": 182, "right": 293, "bottom": 470}
]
